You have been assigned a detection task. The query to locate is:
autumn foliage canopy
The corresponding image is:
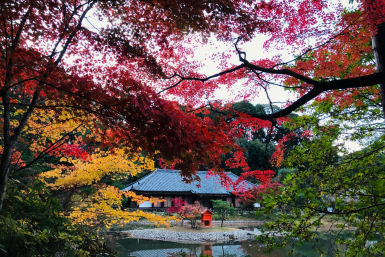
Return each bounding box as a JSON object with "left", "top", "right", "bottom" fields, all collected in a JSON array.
[{"left": 1, "top": 0, "right": 385, "bottom": 254}]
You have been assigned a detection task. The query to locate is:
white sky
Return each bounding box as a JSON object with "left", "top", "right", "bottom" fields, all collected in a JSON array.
[
  {"left": 189, "top": 0, "right": 356, "bottom": 108},
  {"left": 187, "top": 0, "right": 362, "bottom": 152},
  {"left": 191, "top": 34, "right": 295, "bottom": 107}
]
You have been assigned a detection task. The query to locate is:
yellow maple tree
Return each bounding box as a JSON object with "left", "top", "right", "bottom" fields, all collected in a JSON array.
[
  {"left": 40, "top": 148, "right": 174, "bottom": 228},
  {"left": 41, "top": 148, "right": 153, "bottom": 188},
  {"left": 23, "top": 107, "right": 175, "bottom": 228}
]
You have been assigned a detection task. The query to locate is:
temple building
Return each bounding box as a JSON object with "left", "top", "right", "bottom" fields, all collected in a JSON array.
[{"left": 122, "top": 169, "right": 256, "bottom": 210}]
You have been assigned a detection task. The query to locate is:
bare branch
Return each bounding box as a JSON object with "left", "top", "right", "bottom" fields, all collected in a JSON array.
[
  {"left": 54, "top": 0, "right": 96, "bottom": 65},
  {"left": 158, "top": 64, "right": 247, "bottom": 94}
]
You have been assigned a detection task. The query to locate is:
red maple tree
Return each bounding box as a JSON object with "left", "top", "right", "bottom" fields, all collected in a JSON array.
[
  {"left": 1, "top": 0, "right": 384, "bottom": 213},
  {"left": 238, "top": 181, "right": 283, "bottom": 206},
  {"left": 0, "top": 0, "right": 272, "bottom": 212},
  {"left": 167, "top": 197, "right": 188, "bottom": 226},
  {"left": 183, "top": 201, "right": 205, "bottom": 229}
]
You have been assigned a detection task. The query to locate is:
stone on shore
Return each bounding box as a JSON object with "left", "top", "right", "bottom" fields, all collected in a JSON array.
[{"left": 125, "top": 228, "right": 260, "bottom": 243}]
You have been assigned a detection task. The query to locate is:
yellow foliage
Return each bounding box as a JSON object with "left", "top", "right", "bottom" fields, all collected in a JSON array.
[
  {"left": 123, "top": 191, "right": 164, "bottom": 205},
  {"left": 39, "top": 146, "right": 170, "bottom": 228},
  {"left": 27, "top": 106, "right": 171, "bottom": 229},
  {"left": 40, "top": 148, "right": 154, "bottom": 189},
  {"left": 69, "top": 185, "right": 174, "bottom": 228},
  {"left": 26, "top": 108, "right": 87, "bottom": 154}
]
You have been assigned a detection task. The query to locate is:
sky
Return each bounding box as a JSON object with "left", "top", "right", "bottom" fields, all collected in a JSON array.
[
  {"left": 189, "top": 0, "right": 356, "bottom": 108},
  {"left": 187, "top": 0, "right": 362, "bottom": 152},
  {"left": 191, "top": 34, "right": 296, "bottom": 107}
]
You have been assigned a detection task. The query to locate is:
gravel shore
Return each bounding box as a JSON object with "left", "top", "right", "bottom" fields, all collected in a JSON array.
[{"left": 123, "top": 228, "right": 262, "bottom": 243}]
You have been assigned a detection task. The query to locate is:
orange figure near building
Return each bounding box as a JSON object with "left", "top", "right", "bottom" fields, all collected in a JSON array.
[{"left": 201, "top": 209, "right": 213, "bottom": 227}]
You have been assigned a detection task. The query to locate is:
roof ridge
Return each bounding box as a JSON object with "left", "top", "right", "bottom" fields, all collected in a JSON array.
[
  {"left": 122, "top": 169, "right": 158, "bottom": 191},
  {"left": 226, "top": 171, "right": 258, "bottom": 187},
  {"left": 157, "top": 169, "right": 181, "bottom": 173}
]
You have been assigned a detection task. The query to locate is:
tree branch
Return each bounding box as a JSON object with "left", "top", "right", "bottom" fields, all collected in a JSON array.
[
  {"left": 158, "top": 64, "right": 246, "bottom": 94},
  {"left": 166, "top": 61, "right": 385, "bottom": 120},
  {"left": 320, "top": 203, "right": 385, "bottom": 215},
  {"left": 17, "top": 124, "right": 83, "bottom": 172}
]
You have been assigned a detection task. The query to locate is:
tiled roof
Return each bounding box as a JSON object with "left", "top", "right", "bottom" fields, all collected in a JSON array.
[{"left": 122, "top": 169, "right": 256, "bottom": 195}]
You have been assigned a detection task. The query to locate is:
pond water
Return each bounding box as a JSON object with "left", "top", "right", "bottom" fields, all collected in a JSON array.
[{"left": 106, "top": 235, "right": 337, "bottom": 257}]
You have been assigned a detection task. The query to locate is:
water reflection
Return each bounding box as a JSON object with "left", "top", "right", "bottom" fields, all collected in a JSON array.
[
  {"left": 112, "top": 238, "right": 288, "bottom": 257},
  {"left": 107, "top": 233, "right": 348, "bottom": 257}
]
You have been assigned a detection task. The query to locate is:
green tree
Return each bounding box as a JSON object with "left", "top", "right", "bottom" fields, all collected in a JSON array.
[
  {"left": 242, "top": 6, "right": 385, "bottom": 255},
  {"left": 0, "top": 180, "right": 116, "bottom": 257},
  {"left": 257, "top": 114, "right": 385, "bottom": 256},
  {"left": 211, "top": 199, "right": 237, "bottom": 227},
  {"left": 272, "top": 168, "right": 298, "bottom": 184}
]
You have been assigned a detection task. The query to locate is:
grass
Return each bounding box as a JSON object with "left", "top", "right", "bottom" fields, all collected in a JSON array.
[
  {"left": 155, "top": 226, "right": 238, "bottom": 233},
  {"left": 109, "top": 223, "right": 159, "bottom": 231},
  {"left": 311, "top": 215, "right": 348, "bottom": 232},
  {"left": 212, "top": 215, "right": 256, "bottom": 222}
]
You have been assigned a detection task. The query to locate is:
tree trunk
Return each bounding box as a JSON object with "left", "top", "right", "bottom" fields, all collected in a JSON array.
[
  {"left": 373, "top": 23, "right": 385, "bottom": 117},
  {"left": 0, "top": 86, "right": 14, "bottom": 213},
  {"left": 0, "top": 145, "right": 14, "bottom": 212},
  {"left": 0, "top": 89, "right": 40, "bottom": 213}
]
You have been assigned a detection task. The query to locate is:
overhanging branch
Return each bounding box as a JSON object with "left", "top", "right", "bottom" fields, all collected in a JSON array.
[{"left": 163, "top": 52, "right": 385, "bottom": 120}]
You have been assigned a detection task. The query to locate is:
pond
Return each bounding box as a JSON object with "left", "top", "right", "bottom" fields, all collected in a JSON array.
[{"left": 106, "top": 235, "right": 340, "bottom": 257}]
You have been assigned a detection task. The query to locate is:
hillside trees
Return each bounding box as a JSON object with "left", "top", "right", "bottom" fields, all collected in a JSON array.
[
  {"left": 194, "top": 101, "right": 306, "bottom": 179},
  {"left": 227, "top": 101, "right": 306, "bottom": 175}
]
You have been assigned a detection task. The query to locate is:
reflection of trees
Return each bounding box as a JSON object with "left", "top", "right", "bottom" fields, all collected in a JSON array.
[
  {"left": 168, "top": 243, "right": 245, "bottom": 257},
  {"left": 241, "top": 234, "right": 349, "bottom": 257},
  {"left": 114, "top": 237, "right": 342, "bottom": 256},
  {"left": 167, "top": 250, "right": 199, "bottom": 257},
  {"left": 218, "top": 244, "right": 237, "bottom": 257},
  {"left": 241, "top": 241, "right": 285, "bottom": 257}
]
